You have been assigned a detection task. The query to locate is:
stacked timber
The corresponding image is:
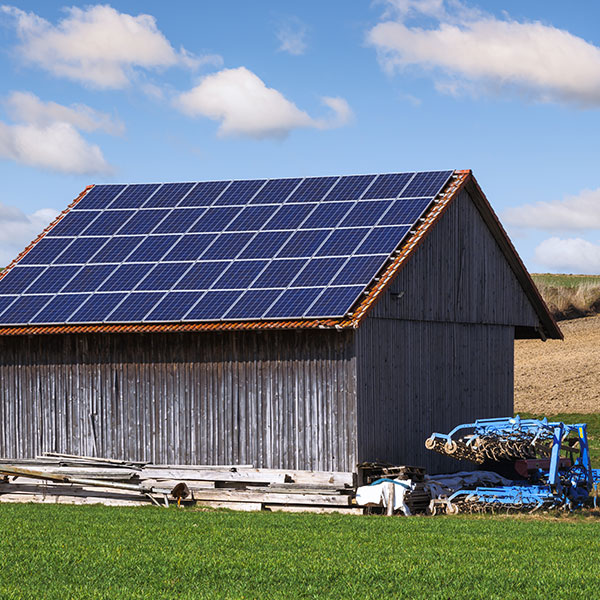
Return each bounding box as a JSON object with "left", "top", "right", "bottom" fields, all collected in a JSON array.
[
  {"left": 0, "top": 454, "right": 361, "bottom": 513},
  {"left": 357, "top": 462, "right": 431, "bottom": 514}
]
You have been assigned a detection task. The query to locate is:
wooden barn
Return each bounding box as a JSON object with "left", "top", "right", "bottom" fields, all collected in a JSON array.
[{"left": 0, "top": 169, "right": 560, "bottom": 473}]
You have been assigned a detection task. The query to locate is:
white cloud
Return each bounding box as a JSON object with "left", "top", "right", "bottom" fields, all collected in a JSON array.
[
  {"left": 504, "top": 188, "right": 600, "bottom": 231},
  {"left": 368, "top": 0, "right": 600, "bottom": 106},
  {"left": 276, "top": 17, "right": 308, "bottom": 56},
  {"left": 0, "top": 202, "right": 59, "bottom": 267},
  {"left": 0, "top": 92, "right": 115, "bottom": 174},
  {"left": 0, "top": 121, "right": 112, "bottom": 175},
  {"left": 174, "top": 67, "right": 353, "bottom": 139},
  {"left": 534, "top": 237, "right": 600, "bottom": 274},
  {"left": 1, "top": 4, "right": 218, "bottom": 88},
  {"left": 5, "top": 91, "right": 124, "bottom": 135}
]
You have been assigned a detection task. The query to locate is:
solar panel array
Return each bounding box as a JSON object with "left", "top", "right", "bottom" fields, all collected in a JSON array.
[{"left": 0, "top": 170, "right": 453, "bottom": 325}]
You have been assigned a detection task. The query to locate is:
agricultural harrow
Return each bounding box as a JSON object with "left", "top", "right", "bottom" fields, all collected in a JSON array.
[{"left": 425, "top": 416, "right": 600, "bottom": 513}]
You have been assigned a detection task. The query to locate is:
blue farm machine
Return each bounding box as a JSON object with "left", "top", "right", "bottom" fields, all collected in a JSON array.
[{"left": 425, "top": 416, "right": 600, "bottom": 513}]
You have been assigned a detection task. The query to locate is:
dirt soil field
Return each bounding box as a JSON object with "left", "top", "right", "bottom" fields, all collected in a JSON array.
[{"left": 515, "top": 315, "right": 600, "bottom": 414}]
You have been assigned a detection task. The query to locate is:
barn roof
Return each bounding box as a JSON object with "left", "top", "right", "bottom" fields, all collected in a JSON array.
[{"left": 0, "top": 170, "right": 561, "bottom": 339}]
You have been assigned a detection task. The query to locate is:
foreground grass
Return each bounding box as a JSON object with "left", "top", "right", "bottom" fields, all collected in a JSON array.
[
  {"left": 519, "top": 412, "right": 600, "bottom": 466},
  {"left": 1, "top": 504, "right": 600, "bottom": 599}
]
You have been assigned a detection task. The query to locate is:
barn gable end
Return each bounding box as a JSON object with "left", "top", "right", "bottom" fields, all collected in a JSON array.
[{"left": 354, "top": 183, "right": 551, "bottom": 472}]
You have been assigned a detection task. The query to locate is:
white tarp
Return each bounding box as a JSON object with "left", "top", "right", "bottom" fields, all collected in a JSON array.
[
  {"left": 424, "top": 471, "right": 512, "bottom": 499},
  {"left": 355, "top": 479, "right": 414, "bottom": 516}
]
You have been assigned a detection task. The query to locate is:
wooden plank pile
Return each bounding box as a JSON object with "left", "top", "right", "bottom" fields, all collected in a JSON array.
[
  {"left": 0, "top": 454, "right": 361, "bottom": 514},
  {"left": 357, "top": 462, "right": 431, "bottom": 514}
]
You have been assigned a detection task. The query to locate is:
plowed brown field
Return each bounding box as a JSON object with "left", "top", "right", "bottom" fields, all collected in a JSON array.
[{"left": 514, "top": 315, "right": 600, "bottom": 413}]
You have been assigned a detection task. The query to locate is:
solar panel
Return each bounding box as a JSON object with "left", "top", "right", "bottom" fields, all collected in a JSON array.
[
  {"left": 144, "top": 182, "right": 196, "bottom": 208},
  {"left": 107, "top": 292, "right": 164, "bottom": 322},
  {"left": 0, "top": 170, "right": 453, "bottom": 325},
  {"left": 73, "top": 184, "right": 126, "bottom": 210},
  {"left": 0, "top": 266, "right": 45, "bottom": 294},
  {"left": 108, "top": 183, "right": 160, "bottom": 209}
]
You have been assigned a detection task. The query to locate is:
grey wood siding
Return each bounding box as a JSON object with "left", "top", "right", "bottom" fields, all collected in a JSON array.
[
  {"left": 355, "top": 318, "right": 514, "bottom": 473},
  {"left": 370, "top": 188, "right": 540, "bottom": 328},
  {"left": 0, "top": 330, "right": 357, "bottom": 471}
]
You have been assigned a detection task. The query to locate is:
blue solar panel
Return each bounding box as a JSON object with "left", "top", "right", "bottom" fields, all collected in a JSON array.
[
  {"left": 301, "top": 202, "right": 353, "bottom": 229},
  {"left": 355, "top": 226, "right": 411, "bottom": 255},
  {"left": 191, "top": 207, "right": 238, "bottom": 233},
  {"left": 400, "top": 170, "right": 452, "bottom": 198},
  {"left": 125, "top": 235, "right": 180, "bottom": 262},
  {"left": 225, "top": 205, "right": 278, "bottom": 231},
  {"left": 46, "top": 211, "right": 98, "bottom": 237},
  {"left": 184, "top": 291, "right": 242, "bottom": 321},
  {"left": 82, "top": 210, "right": 135, "bottom": 236},
  {"left": 98, "top": 264, "right": 154, "bottom": 292},
  {"left": 324, "top": 175, "right": 375, "bottom": 201},
  {"left": 263, "top": 287, "right": 323, "bottom": 319},
  {"left": 69, "top": 292, "right": 127, "bottom": 322},
  {"left": 143, "top": 182, "right": 196, "bottom": 208},
  {"left": 224, "top": 288, "right": 282, "bottom": 319},
  {"left": 251, "top": 259, "right": 306, "bottom": 288},
  {"left": 0, "top": 266, "right": 45, "bottom": 294},
  {"left": 175, "top": 262, "right": 229, "bottom": 290},
  {"left": 108, "top": 183, "right": 160, "bottom": 209},
  {"left": 0, "top": 294, "right": 52, "bottom": 324},
  {"left": 153, "top": 208, "right": 206, "bottom": 234},
  {"left": 286, "top": 177, "right": 337, "bottom": 203},
  {"left": 212, "top": 260, "right": 268, "bottom": 289},
  {"left": 379, "top": 198, "right": 431, "bottom": 225},
  {"left": 214, "top": 180, "right": 266, "bottom": 205},
  {"left": 264, "top": 204, "right": 315, "bottom": 230},
  {"left": 363, "top": 173, "right": 413, "bottom": 199},
  {"left": 304, "top": 285, "right": 364, "bottom": 317},
  {"left": 62, "top": 264, "right": 116, "bottom": 292},
  {"left": 0, "top": 295, "right": 18, "bottom": 318},
  {"left": 35, "top": 293, "right": 90, "bottom": 324},
  {"left": 2, "top": 170, "right": 453, "bottom": 325},
  {"left": 249, "top": 178, "right": 301, "bottom": 204},
  {"left": 163, "top": 234, "right": 218, "bottom": 261},
  {"left": 316, "top": 228, "right": 369, "bottom": 256},
  {"left": 293, "top": 257, "right": 346, "bottom": 287},
  {"left": 278, "top": 230, "right": 330, "bottom": 258},
  {"left": 178, "top": 181, "right": 229, "bottom": 207},
  {"left": 136, "top": 262, "right": 192, "bottom": 291},
  {"left": 145, "top": 291, "right": 203, "bottom": 321},
  {"left": 339, "top": 201, "right": 392, "bottom": 227},
  {"left": 19, "top": 238, "right": 73, "bottom": 265},
  {"left": 105, "top": 292, "right": 163, "bottom": 322},
  {"left": 117, "top": 210, "right": 169, "bottom": 235},
  {"left": 26, "top": 266, "right": 80, "bottom": 294},
  {"left": 201, "top": 233, "right": 253, "bottom": 260},
  {"left": 332, "top": 255, "right": 387, "bottom": 286},
  {"left": 74, "top": 185, "right": 126, "bottom": 210},
  {"left": 239, "top": 231, "right": 291, "bottom": 259},
  {"left": 53, "top": 237, "right": 108, "bottom": 264},
  {"left": 90, "top": 236, "right": 143, "bottom": 263}
]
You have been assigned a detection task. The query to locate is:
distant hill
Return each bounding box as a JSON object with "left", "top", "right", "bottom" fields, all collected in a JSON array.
[{"left": 532, "top": 273, "right": 600, "bottom": 321}]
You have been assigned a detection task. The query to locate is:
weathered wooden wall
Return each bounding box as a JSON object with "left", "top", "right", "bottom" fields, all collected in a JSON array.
[
  {"left": 355, "top": 187, "right": 532, "bottom": 472},
  {"left": 369, "top": 189, "right": 540, "bottom": 328},
  {"left": 0, "top": 330, "right": 357, "bottom": 471},
  {"left": 355, "top": 319, "right": 514, "bottom": 473}
]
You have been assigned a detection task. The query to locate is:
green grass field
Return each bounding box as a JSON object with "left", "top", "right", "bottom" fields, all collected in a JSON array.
[
  {"left": 1, "top": 504, "right": 600, "bottom": 600},
  {"left": 2, "top": 413, "right": 599, "bottom": 599},
  {"left": 532, "top": 273, "right": 600, "bottom": 289}
]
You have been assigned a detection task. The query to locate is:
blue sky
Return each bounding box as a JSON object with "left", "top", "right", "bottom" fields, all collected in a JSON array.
[{"left": 0, "top": 0, "right": 599, "bottom": 272}]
